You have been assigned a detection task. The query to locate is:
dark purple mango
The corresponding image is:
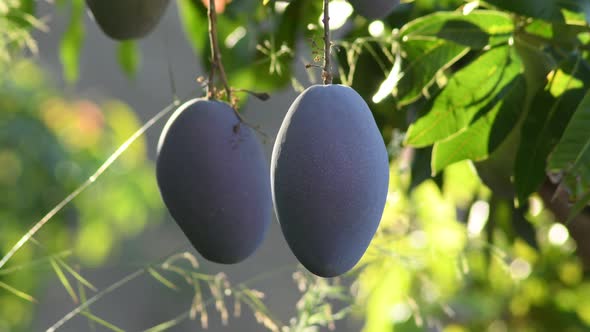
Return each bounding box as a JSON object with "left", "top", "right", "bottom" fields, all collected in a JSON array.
[
  {"left": 348, "top": 0, "right": 400, "bottom": 20},
  {"left": 156, "top": 99, "right": 272, "bottom": 264},
  {"left": 86, "top": 0, "right": 170, "bottom": 40},
  {"left": 271, "top": 85, "right": 389, "bottom": 277}
]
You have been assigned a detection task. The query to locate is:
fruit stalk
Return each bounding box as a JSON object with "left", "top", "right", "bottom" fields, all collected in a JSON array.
[
  {"left": 322, "top": 0, "right": 332, "bottom": 85},
  {"left": 207, "top": 0, "right": 232, "bottom": 102}
]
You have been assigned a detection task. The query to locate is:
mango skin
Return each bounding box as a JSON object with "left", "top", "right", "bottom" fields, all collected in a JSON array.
[
  {"left": 86, "top": 0, "right": 171, "bottom": 40},
  {"left": 348, "top": 0, "right": 400, "bottom": 20},
  {"left": 157, "top": 99, "right": 272, "bottom": 264},
  {"left": 271, "top": 85, "right": 389, "bottom": 277}
]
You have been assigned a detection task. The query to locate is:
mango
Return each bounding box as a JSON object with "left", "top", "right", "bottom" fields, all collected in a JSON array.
[
  {"left": 157, "top": 99, "right": 272, "bottom": 264},
  {"left": 272, "top": 85, "right": 389, "bottom": 277},
  {"left": 86, "top": 0, "right": 170, "bottom": 40}
]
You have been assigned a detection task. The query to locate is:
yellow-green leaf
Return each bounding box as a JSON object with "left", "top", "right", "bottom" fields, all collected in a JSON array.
[
  {"left": 51, "top": 258, "right": 78, "bottom": 304},
  {"left": 0, "top": 280, "right": 37, "bottom": 303},
  {"left": 59, "top": 0, "right": 85, "bottom": 83}
]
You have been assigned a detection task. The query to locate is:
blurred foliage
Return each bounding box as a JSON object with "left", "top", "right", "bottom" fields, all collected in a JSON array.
[
  {"left": 355, "top": 160, "right": 590, "bottom": 331},
  {"left": 172, "top": 0, "right": 590, "bottom": 215},
  {"left": 0, "top": 0, "right": 42, "bottom": 63},
  {"left": 0, "top": 60, "right": 161, "bottom": 330},
  {"left": 2, "top": 0, "right": 590, "bottom": 331},
  {"left": 24, "top": 0, "right": 589, "bottom": 213}
]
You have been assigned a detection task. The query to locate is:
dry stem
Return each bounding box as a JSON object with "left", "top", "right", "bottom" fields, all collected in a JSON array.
[
  {"left": 207, "top": 0, "right": 233, "bottom": 103},
  {"left": 322, "top": 0, "right": 332, "bottom": 84}
]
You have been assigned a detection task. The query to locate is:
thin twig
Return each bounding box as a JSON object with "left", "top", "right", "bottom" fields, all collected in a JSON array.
[
  {"left": 46, "top": 269, "right": 146, "bottom": 332},
  {"left": 322, "top": 0, "right": 332, "bottom": 84},
  {"left": 161, "top": 29, "right": 179, "bottom": 104},
  {"left": 207, "top": 0, "right": 232, "bottom": 103},
  {"left": 0, "top": 250, "right": 72, "bottom": 276},
  {"left": 46, "top": 246, "right": 189, "bottom": 331},
  {"left": 232, "top": 88, "right": 271, "bottom": 101},
  {"left": 206, "top": 0, "right": 216, "bottom": 98},
  {"left": 141, "top": 264, "right": 296, "bottom": 332}
]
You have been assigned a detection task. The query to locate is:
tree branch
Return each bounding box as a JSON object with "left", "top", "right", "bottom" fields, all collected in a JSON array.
[
  {"left": 207, "top": 0, "right": 232, "bottom": 103},
  {"left": 539, "top": 178, "right": 590, "bottom": 270},
  {"left": 322, "top": 0, "right": 332, "bottom": 85}
]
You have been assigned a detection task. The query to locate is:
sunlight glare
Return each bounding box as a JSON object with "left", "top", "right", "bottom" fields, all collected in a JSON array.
[
  {"left": 274, "top": 1, "right": 289, "bottom": 13},
  {"left": 225, "top": 26, "right": 246, "bottom": 48},
  {"left": 510, "top": 258, "right": 532, "bottom": 280},
  {"left": 409, "top": 230, "right": 427, "bottom": 249},
  {"left": 390, "top": 303, "right": 412, "bottom": 323},
  {"left": 368, "top": 20, "right": 385, "bottom": 37},
  {"left": 467, "top": 200, "right": 490, "bottom": 237},
  {"left": 462, "top": 1, "right": 479, "bottom": 15},
  {"left": 529, "top": 196, "right": 543, "bottom": 217},
  {"left": 318, "top": 0, "right": 353, "bottom": 30},
  {"left": 548, "top": 223, "right": 569, "bottom": 246},
  {"left": 372, "top": 52, "right": 402, "bottom": 103}
]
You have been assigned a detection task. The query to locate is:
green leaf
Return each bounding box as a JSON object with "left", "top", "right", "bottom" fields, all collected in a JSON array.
[
  {"left": 148, "top": 267, "right": 179, "bottom": 291},
  {"left": 514, "top": 57, "right": 588, "bottom": 203},
  {"left": 57, "top": 259, "right": 97, "bottom": 292},
  {"left": 77, "top": 279, "right": 97, "bottom": 331},
  {"left": 179, "top": 0, "right": 299, "bottom": 92},
  {"left": 80, "top": 311, "right": 125, "bottom": 332},
  {"left": 277, "top": 0, "right": 309, "bottom": 50},
  {"left": 522, "top": 19, "right": 586, "bottom": 50},
  {"left": 486, "top": 0, "right": 565, "bottom": 22},
  {"left": 228, "top": 0, "right": 318, "bottom": 91},
  {"left": 564, "top": 190, "right": 590, "bottom": 224},
  {"left": 143, "top": 312, "right": 190, "bottom": 332},
  {"left": 548, "top": 90, "right": 590, "bottom": 185},
  {"left": 6, "top": 0, "right": 36, "bottom": 28},
  {"left": 0, "top": 250, "right": 72, "bottom": 276},
  {"left": 177, "top": 0, "right": 208, "bottom": 55},
  {"left": 432, "top": 76, "right": 525, "bottom": 173},
  {"left": 514, "top": 34, "right": 554, "bottom": 111},
  {"left": 400, "top": 10, "right": 514, "bottom": 48},
  {"left": 51, "top": 258, "right": 78, "bottom": 304},
  {"left": 0, "top": 280, "right": 37, "bottom": 303},
  {"left": 395, "top": 38, "right": 468, "bottom": 106},
  {"left": 435, "top": 20, "right": 490, "bottom": 49},
  {"left": 59, "top": 0, "right": 85, "bottom": 83},
  {"left": 406, "top": 45, "right": 519, "bottom": 147},
  {"left": 524, "top": 19, "right": 555, "bottom": 39},
  {"left": 560, "top": 0, "right": 590, "bottom": 24},
  {"left": 17, "top": 0, "right": 35, "bottom": 15},
  {"left": 117, "top": 41, "right": 141, "bottom": 78},
  {"left": 410, "top": 147, "right": 436, "bottom": 190},
  {"left": 512, "top": 203, "right": 539, "bottom": 249}
]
